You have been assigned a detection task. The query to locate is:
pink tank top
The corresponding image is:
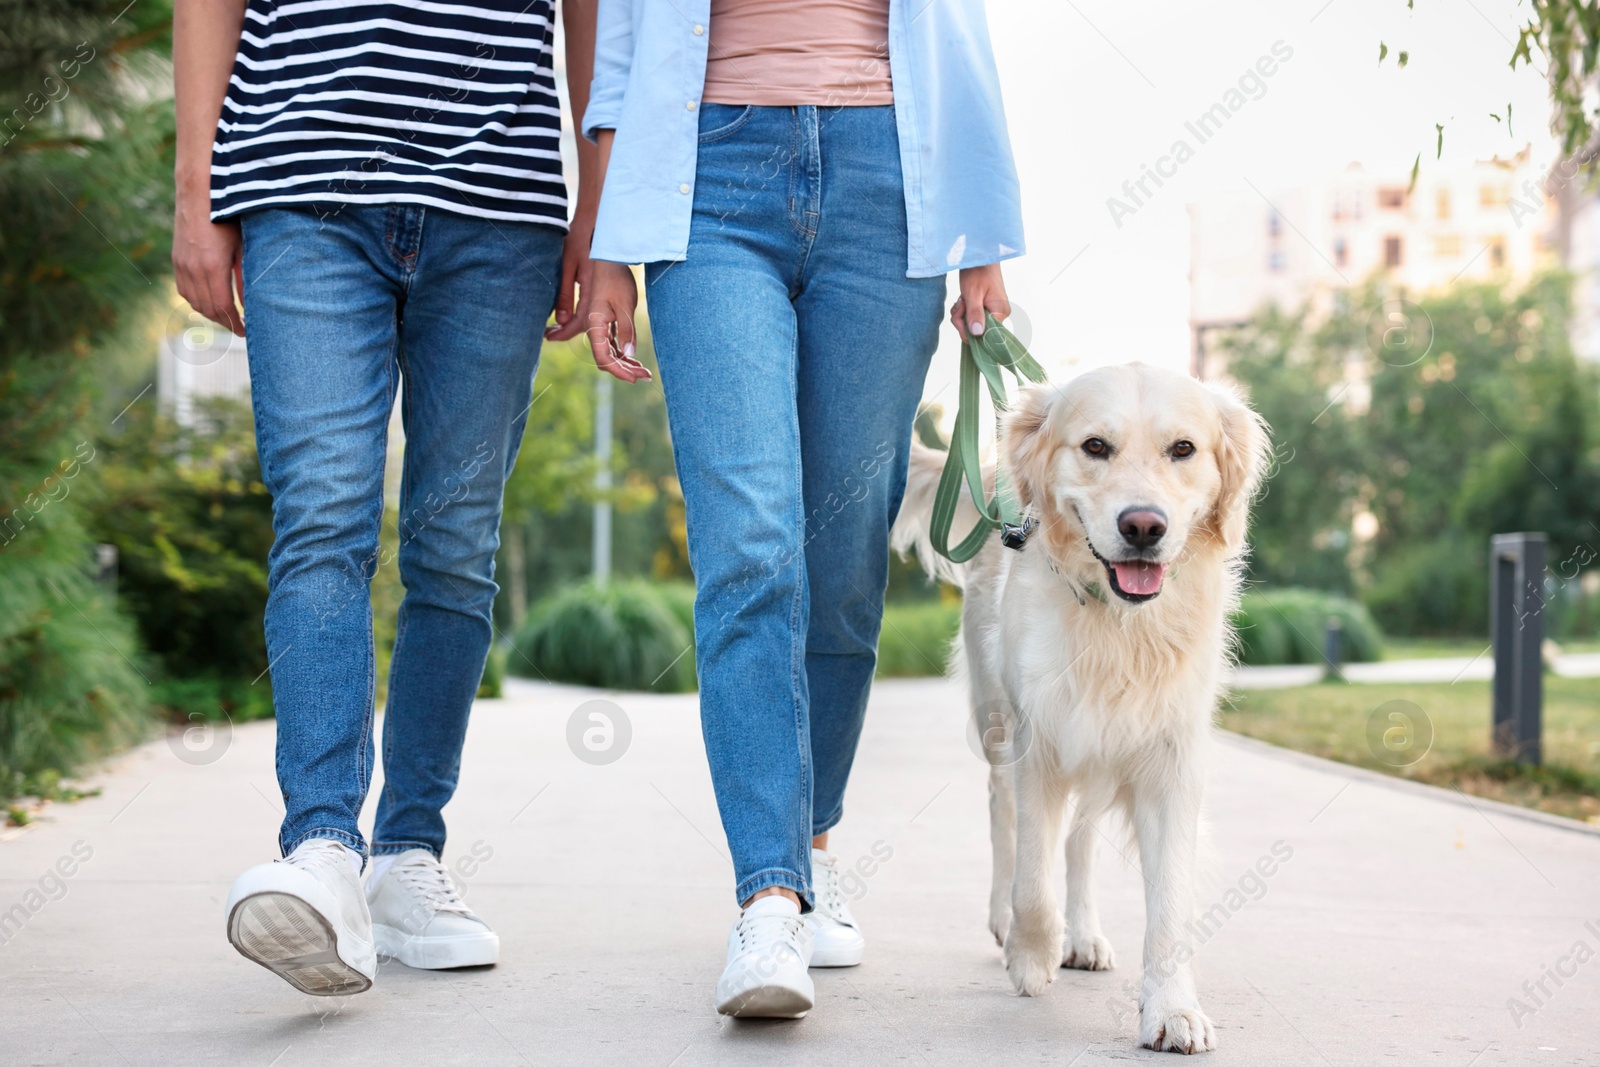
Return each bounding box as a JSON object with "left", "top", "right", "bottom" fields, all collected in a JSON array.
[{"left": 701, "top": 0, "right": 893, "bottom": 107}]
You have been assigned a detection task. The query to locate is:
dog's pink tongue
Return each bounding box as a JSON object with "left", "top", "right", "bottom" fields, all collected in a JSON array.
[{"left": 1113, "top": 561, "right": 1167, "bottom": 596}]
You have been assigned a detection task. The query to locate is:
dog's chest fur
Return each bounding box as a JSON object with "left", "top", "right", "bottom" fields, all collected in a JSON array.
[{"left": 968, "top": 543, "right": 1236, "bottom": 782}]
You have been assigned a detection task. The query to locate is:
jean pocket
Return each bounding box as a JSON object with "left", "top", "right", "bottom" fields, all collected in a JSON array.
[{"left": 696, "top": 104, "right": 755, "bottom": 145}]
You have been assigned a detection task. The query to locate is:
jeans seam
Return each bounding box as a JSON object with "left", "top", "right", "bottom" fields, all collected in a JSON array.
[
  {"left": 737, "top": 867, "right": 811, "bottom": 912},
  {"left": 787, "top": 108, "right": 810, "bottom": 247},
  {"left": 284, "top": 827, "right": 365, "bottom": 859},
  {"left": 786, "top": 323, "right": 811, "bottom": 898},
  {"left": 351, "top": 327, "right": 396, "bottom": 830},
  {"left": 696, "top": 103, "right": 755, "bottom": 145},
  {"left": 370, "top": 839, "right": 437, "bottom": 857}
]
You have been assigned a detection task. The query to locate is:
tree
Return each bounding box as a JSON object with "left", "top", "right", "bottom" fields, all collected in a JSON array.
[
  {"left": 0, "top": 0, "right": 175, "bottom": 793},
  {"left": 1215, "top": 303, "right": 1364, "bottom": 593},
  {"left": 1224, "top": 275, "right": 1600, "bottom": 636}
]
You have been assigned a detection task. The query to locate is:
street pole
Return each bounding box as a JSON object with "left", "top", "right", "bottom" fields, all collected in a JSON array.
[
  {"left": 593, "top": 372, "right": 613, "bottom": 588},
  {"left": 1490, "top": 532, "right": 1545, "bottom": 764}
]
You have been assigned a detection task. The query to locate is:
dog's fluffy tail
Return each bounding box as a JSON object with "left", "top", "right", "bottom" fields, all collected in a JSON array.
[{"left": 891, "top": 441, "right": 977, "bottom": 589}]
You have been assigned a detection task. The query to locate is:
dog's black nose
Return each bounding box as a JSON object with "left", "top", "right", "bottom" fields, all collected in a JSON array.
[{"left": 1117, "top": 507, "right": 1167, "bottom": 550}]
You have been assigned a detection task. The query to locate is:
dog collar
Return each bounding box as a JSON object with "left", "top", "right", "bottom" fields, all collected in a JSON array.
[
  {"left": 1042, "top": 554, "right": 1108, "bottom": 607},
  {"left": 1000, "top": 515, "right": 1037, "bottom": 551}
]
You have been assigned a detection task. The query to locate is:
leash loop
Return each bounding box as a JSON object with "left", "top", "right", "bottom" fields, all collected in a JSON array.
[{"left": 929, "top": 314, "right": 1048, "bottom": 563}]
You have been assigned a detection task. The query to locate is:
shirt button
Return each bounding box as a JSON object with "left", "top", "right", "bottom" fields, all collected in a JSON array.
[
  {"left": 679, "top": 183, "right": 691, "bottom": 194},
  {"left": 693, "top": 24, "right": 704, "bottom": 34},
  {"left": 686, "top": 100, "right": 697, "bottom": 111}
]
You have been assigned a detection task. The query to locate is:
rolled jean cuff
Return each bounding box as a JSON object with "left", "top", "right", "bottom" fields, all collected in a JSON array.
[
  {"left": 735, "top": 867, "right": 812, "bottom": 914},
  {"left": 281, "top": 827, "right": 366, "bottom": 865},
  {"left": 811, "top": 806, "right": 844, "bottom": 839},
  {"left": 370, "top": 839, "right": 439, "bottom": 858}
]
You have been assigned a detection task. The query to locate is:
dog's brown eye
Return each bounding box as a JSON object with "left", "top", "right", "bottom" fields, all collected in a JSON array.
[
  {"left": 1171, "top": 440, "right": 1196, "bottom": 459},
  {"left": 1082, "top": 437, "right": 1109, "bottom": 458}
]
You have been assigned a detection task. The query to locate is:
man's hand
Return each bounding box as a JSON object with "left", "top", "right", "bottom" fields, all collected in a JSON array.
[
  {"left": 173, "top": 192, "right": 244, "bottom": 335},
  {"left": 173, "top": 0, "right": 249, "bottom": 334},
  {"left": 950, "top": 262, "right": 1011, "bottom": 340},
  {"left": 583, "top": 260, "right": 651, "bottom": 383},
  {"left": 545, "top": 209, "right": 595, "bottom": 342}
]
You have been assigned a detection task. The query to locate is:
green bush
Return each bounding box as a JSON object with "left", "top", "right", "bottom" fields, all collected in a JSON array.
[
  {"left": 875, "top": 600, "right": 961, "bottom": 678},
  {"left": 152, "top": 674, "right": 275, "bottom": 724},
  {"left": 1363, "top": 537, "right": 1488, "bottom": 638},
  {"left": 1, "top": 0, "right": 175, "bottom": 800},
  {"left": 90, "top": 399, "right": 275, "bottom": 683},
  {"left": 1232, "top": 588, "right": 1384, "bottom": 666},
  {"left": 477, "top": 644, "right": 505, "bottom": 699},
  {"left": 0, "top": 508, "right": 152, "bottom": 799},
  {"left": 510, "top": 581, "right": 695, "bottom": 692},
  {"left": 654, "top": 581, "right": 698, "bottom": 640}
]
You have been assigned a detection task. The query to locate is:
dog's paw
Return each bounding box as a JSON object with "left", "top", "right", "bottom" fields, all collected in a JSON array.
[
  {"left": 988, "top": 903, "right": 1011, "bottom": 947},
  {"left": 1004, "top": 938, "right": 1057, "bottom": 997},
  {"left": 1061, "top": 933, "right": 1115, "bottom": 971},
  {"left": 1141, "top": 1007, "right": 1217, "bottom": 1054}
]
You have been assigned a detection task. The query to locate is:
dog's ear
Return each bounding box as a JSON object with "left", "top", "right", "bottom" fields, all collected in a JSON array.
[
  {"left": 1001, "top": 383, "right": 1057, "bottom": 509},
  {"left": 1207, "top": 382, "right": 1270, "bottom": 552}
]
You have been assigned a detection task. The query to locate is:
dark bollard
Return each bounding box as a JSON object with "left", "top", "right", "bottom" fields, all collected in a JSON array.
[
  {"left": 1490, "top": 533, "right": 1545, "bottom": 765},
  {"left": 1322, "top": 616, "right": 1344, "bottom": 682}
]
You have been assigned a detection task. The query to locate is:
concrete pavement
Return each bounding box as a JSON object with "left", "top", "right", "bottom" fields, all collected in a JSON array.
[{"left": 2, "top": 676, "right": 1598, "bottom": 1066}]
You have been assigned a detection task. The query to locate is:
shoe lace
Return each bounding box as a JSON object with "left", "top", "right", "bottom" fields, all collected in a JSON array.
[
  {"left": 285, "top": 839, "right": 350, "bottom": 874},
  {"left": 812, "top": 853, "right": 850, "bottom": 922},
  {"left": 393, "top": 855, "right": 473, "bottom": 918},
  {"left": 735, "top": 910, "right": 806, "bottom": 955}
]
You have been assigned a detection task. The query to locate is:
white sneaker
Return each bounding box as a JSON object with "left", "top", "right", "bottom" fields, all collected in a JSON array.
[
  {"left": 715, "top": 896, "right": 815, "bottom": 1018},
  {"left": 225, "top": 839, "right": 377, "bottom": 996},
  {"left": 807, "top": 848, "right": 866, "bottom": 967},
  {"left": 367, "top": 849, "right": 499, "bottom": 969}
]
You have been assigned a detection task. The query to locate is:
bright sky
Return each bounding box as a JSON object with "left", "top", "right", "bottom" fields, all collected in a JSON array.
[{"left": 937, "top": 0, "right": 1560, "bottom": 401}]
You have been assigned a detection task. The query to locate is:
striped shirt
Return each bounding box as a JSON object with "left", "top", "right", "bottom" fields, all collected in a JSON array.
[{"left": 210, "top": 0, "right": 567, "bottom": 226}]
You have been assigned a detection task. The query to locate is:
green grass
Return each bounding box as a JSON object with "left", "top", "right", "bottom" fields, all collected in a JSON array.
[
  {"left": 1381, "top": 638, "right": 1492, "bottom": 661},
  {"left": 1381, "top": 637, "right": 1600, "bottom": 660},
  {"left": 1221, "top": 677, "right": 1600, "bottom": 822}
]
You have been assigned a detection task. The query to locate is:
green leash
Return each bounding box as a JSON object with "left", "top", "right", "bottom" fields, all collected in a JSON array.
[{"left": 929, "top": 313, "right": 1049, "bottom": 563}]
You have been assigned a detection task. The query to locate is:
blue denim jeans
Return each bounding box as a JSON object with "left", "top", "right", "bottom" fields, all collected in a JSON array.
[
  {"left": 240, "top": 205, "right": 562, "bottom": 862},
  {"left": 645, "top": 105, "right": 945, "bottom": 908}
]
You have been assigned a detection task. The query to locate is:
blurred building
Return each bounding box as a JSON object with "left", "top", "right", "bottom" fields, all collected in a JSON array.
[
  {"left": 156, "top": 313, "right": 250, "bottom": 428},
  {"left": 1188, "top": 150, "right": 1561, "bottom": 378},
  {"left": 156, "top": 310, "right": 404, "bottom": 498}
]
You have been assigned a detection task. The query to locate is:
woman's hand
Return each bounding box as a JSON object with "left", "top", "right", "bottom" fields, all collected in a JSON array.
[
  {"left": 584, "top": 260, "right": 652, "bottom": 384},
  {"left": 950, "top": 262, "right": 1010, "bottom": 341}
]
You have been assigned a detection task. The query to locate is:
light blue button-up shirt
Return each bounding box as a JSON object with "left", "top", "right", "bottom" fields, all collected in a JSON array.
[{"left": 582, "top": 0, "right": 1025, "bottom": 279}]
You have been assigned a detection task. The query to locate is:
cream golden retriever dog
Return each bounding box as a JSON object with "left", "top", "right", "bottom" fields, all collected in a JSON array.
[{"left": 893, "top": 363, "right": 1268, "bottom": 1055}]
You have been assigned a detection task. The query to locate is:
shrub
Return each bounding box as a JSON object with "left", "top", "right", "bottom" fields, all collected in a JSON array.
[
  {"left": 875, "top": 600, "right": 961, "bottom": 677},
  {"left": 652, "top": 581, "right": 698, "bottom": 688},
  {"left": 477, "top": 644, "right": 505, "bottom": 699},
  {"left": 89, "top": 399, "right": 274, "bottom": 682},
  {"left": 0, "top": 510, "right": 152, "bottom": 799},
  {"left": 1231, "top": 588, "right": 1384, "bottom": 666},
  {"left": 510, "top": 581, "right": 695, "bottom": 692},
  {"left": 1363, "top": 537, "right": 1488, "bottom": 638},
  {"left": 153, "top": 674, "right": 275, "bottom": 724}
]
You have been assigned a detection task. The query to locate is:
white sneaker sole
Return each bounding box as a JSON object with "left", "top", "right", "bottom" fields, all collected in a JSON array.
[
  {"left": 373, "top": 923, "right": 500, "bottom": 969},
  {"left": 716, "top": 980, "right": 815, "bottom": 1018},
  {"left": 228, "top": 892, "right": 373, "bottom": 997},
  {"left": 809, "top": 938, "right": 864, "bottom": 968}
]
